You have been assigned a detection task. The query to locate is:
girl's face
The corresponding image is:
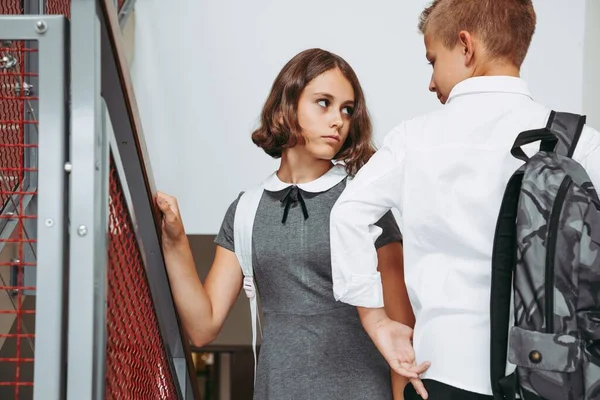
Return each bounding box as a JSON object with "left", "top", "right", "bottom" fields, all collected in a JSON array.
[{"left": 293, "top": 68, "right": 355, "bottom": 161}]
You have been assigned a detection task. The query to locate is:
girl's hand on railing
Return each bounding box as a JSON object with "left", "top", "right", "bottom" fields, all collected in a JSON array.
[{"left": 155, "top": 191, "right": 186, "bottom": 245}]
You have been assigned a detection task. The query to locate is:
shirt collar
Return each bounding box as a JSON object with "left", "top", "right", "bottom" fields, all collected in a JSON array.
[
  {"left": 446, "top": 76, "right": 533, "bottom": 104},
  {"left": 263, "top": 163, "right": 347, "bottom": 193}
]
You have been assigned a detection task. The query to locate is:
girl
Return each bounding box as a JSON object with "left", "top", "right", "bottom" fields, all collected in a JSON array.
[{"left": 156, "top": 48, "right": 419, "bottom": 399}]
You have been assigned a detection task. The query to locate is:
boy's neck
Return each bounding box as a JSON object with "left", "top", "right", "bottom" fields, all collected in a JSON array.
[
  {"left": 278, "top": 148, "right": 333, "bottom": 184},
  {"left": 475, "top": 62, "right": 520, "bottom": 78}
]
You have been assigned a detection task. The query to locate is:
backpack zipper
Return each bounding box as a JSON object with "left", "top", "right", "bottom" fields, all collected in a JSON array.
[{"left": 545, "top": 175, "right": 573, "bottom": 333}]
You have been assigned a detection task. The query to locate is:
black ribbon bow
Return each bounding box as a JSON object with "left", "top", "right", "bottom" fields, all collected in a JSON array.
[{"left": 281, "top": 186, "right": 309, "bottom": 224}]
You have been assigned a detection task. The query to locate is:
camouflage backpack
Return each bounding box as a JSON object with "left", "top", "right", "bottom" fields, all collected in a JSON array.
[{"left": 490, "top": 111, "right": 600, "bottom": 400}]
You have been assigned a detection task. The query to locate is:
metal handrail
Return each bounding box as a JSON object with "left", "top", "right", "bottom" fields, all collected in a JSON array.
[{"left": 99, "top": 0, "right": 201, "bottom": 398}]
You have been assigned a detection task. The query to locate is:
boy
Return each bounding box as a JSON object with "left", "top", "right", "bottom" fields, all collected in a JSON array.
[{"left": 329, "top": 1, "right": 600, "bottom": 399}]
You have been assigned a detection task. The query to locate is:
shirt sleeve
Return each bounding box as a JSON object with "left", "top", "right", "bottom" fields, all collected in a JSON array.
[
  {"left": 214, "top": 193, "right": 242, "bottom": 252},
  {"left": 330, "top": 122, "right": 407, "bottom": 308},
  {"left": 578, "top": 126, "right": 600, "bottom": 192}
]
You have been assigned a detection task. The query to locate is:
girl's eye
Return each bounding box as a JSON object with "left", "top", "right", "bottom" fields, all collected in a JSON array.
[
  {"left": 342, "top": 106, "right": 354, "bottom": 116},
  {"left": 317, "top": 99, "right": 329, "bottom": 108}
]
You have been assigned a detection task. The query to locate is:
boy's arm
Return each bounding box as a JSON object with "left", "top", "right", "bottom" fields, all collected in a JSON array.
[
  {"left": 330, "top": 122, "right": 407, "bottom": 308},
  {"left": 377, "top": 242, "right": 415, "bottom": 399}
]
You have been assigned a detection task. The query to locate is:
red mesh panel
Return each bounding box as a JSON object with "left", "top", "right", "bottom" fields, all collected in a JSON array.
[
  {"left": 46, "top": 0, "right": 128, "bottom": 18},
  {"left": 0, "top": 1, "right": 22, "bottom": 15},
  {"left": 0, "top": 5, "right": 38, "bottom": 398},
  {"left": 106, "top": 156, "right": 178, "bottom": 400},
  {"left": 45, "top": 0, "right": 70, "bottom": 18},
  {"left": 0, "top": 42, "right": 35, "bottom": 210}
]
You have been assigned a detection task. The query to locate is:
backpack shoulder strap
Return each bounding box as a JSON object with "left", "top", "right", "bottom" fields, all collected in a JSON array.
[
  {"left": 546, "top": 111, "right": 587, "bottom": 157},
  {"left": 233, "top": 185, "right": 263, "bottom": 280},
  {"left": 490, "top": 171, "right": 523, "bottom": 400},
  {"left": 233, "top": 183, "right": 264, "bottom": 382},
  {"left": 510, "top": 111, "right": 586, "bottom": 162}
]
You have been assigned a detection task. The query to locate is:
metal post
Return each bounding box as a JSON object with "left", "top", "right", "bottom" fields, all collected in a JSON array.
[
  {"left": 0, "top": 14, "right": 69, "bottom": 400},
  {"left": 94, "top": 98, "right": 109, "bottom": 400},
  {"left": 67, "top": 0, "right": 109, "bottom": 399},
  {"left": 29, "top": 13, "right": 68, "bottom": 393},
  {"left": 29, "top": 15, "right": 68, "bottom": 400}
]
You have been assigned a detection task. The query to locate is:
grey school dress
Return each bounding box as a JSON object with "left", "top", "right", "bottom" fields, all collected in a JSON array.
[{"left": 215, "top": 166, "right": 402, "bottom": 400}]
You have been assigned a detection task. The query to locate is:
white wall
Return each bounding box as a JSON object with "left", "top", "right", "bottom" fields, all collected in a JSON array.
[
  {"left": 584, "top": 0, "right": 600, "bottom": 128},
  {"left": 131, "top": 0, "right": 592, "bottom": 234}
]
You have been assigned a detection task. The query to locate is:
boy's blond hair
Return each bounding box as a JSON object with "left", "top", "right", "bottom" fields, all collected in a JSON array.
[{"left": 419, "top": 0, "right": 536, "bottom": 67}]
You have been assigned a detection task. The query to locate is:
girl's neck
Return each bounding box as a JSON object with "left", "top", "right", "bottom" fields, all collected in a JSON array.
[{"left": 277, "top": 148, "right": 333, "bottom": 184}]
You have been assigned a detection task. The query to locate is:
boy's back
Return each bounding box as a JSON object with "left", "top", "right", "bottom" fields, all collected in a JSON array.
[
  {"left": 331, "top": 75, "right": 600, "bottom": 396},
  {"left": 395, "top": 75, "right": 600, "bottom": 394}
]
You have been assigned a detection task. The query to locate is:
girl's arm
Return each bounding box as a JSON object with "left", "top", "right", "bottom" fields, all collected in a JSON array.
[{"left": 157, "top": 192, "right": 243, "bottom": 347}]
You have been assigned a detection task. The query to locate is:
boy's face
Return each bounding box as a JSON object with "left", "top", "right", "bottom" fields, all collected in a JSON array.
[{"left": 424, "top": 33, "right": 472, "bottom": 104}]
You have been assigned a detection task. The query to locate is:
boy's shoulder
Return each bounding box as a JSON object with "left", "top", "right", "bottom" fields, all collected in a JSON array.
[
  {"left": 576, "top": 123, "right": 600, "bottom": 159},
  {"left": 391, "top": 99, "right": 556, "bottom": 139},
  {"left": 573, "top": 123, "right": 600, "bottom": 190},
  {"left": 581, "top": 122, "right": 600, "bottom": 143},
  {"left": 381, "top": 107, "right": 451, "bottom": 148}
]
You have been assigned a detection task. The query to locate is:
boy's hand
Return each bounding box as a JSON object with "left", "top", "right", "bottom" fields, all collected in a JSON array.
[{"left": 358, "top": 307, "right": 430, "bottom": 399}]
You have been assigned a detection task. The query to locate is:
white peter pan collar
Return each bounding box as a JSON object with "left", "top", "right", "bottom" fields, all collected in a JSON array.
[{"left": 262, "top": 163, "right": 348, "bottom": 193}]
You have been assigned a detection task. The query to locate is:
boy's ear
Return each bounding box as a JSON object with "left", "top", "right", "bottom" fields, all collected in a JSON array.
[{"left": 458, "top": 30, "right": 475, "bottom": 66}]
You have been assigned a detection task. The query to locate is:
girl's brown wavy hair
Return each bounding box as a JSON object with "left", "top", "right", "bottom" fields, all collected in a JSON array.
[{"left": 251, "top": 48, "right": 375, "bottom": 176}]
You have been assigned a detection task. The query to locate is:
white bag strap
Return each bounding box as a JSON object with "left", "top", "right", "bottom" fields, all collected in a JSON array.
[{"left": 233, "top": 185, "right": 264, "bottom": 382}]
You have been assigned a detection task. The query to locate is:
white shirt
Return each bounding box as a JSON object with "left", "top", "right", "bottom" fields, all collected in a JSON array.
[{"left": 329, "top": 76, "right": 600, "bottom": 395}]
